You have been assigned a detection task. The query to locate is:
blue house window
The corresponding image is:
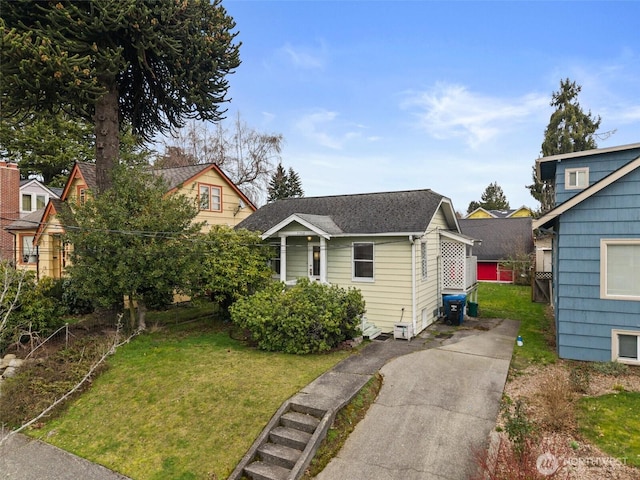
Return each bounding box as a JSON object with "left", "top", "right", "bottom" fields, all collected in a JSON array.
[
  {"left": 600, "top": 239, "right": 640, "bottom": 301},
  {"left": 612, "top": 330, "right": 640, "bottom": 365},
  {"left": 565, "top": 167, "right": 589, "bottom": 190}
]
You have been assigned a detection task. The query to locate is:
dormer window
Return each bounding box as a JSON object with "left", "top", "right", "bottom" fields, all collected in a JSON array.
[{"left": 565, "top": 167, "right": 589, "bottom": 190}]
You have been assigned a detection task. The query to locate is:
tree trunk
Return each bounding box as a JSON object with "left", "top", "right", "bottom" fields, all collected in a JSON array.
[
  {"left": 128, "top": 294, "right": 137, "bottom": 332},
  {"left": 94, "top": 81, "right": 119, "bottom": 194},
  {"left": 137, "top": 299, "right": 147, "bottom": 331}
]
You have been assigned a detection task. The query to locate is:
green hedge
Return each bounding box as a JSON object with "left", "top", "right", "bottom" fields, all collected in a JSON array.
[{"left": 230, "top": 279, "right": 365, "bottom": 354}]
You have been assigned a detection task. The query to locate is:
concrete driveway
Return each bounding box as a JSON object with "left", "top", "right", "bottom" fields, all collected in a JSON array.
[{"left": 316, "top": 319, "right": 519, "bottom": 480}]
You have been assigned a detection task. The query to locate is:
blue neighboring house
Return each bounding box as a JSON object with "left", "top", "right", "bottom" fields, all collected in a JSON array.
[{"left": 533, "top": 142, "right": 640, "bottom": 364}]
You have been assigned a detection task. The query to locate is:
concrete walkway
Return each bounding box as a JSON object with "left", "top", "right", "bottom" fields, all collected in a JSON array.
[{"left": 315, "top": 319, "right": 519, "bottom": 480}]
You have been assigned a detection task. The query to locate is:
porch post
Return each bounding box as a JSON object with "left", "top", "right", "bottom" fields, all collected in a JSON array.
[
  {"left": 280, "top": 235, "right": 287, "bottom": 282},
  {"left": 320, "top": 237, "right": 327, "bottom": 283}
]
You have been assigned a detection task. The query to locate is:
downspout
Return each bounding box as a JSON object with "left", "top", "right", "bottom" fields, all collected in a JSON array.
[{"left": 409, "top": 235, "right": 416, "bottom": 335}]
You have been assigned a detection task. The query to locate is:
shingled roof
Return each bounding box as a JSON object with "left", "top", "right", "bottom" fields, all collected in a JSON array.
[
  {"left": 66, "top": 162, "right": 255, "bottom": 209},
  {"left": 237, "top": 189, "right": 448, "bottom": 235},
  {"left": 458, "top": 217, "right": 533, "bottom": 261}
]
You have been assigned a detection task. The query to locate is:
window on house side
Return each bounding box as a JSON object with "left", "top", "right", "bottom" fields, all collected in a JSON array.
[
  {"left": 353, "top": 242, "right": 374, "bottom": 280},
  {"left": 22, "top": 194, "right": 32, "bottom": 211},
  {"left": 21, "top": 235, "right": 37, "bottom": 263},
  {"left": 565, "top": 167, "right": 589, "bottom": 190},
  {"left": 421, "top": 241, "right": 428, "bottom": 280},
  {"left": 199, "top": 184, "right": 222, "bottom": 212},
  {"left": 269, "top": 243, "right": 281, "bottom": 275},
  {"left": 600, "top": 240, "right": 640, "bottom": 301},
  {"left": 612, "top": 330, "right": 640, "bottom": 365},
  {"left": 36, "top": 194, "right": 46, "bottom": 209}
]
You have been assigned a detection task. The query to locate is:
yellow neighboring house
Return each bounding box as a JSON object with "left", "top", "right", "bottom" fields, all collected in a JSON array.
[
  {"left": 464, "top": 206, "right": 532, "bottom": 219},
  {"left": 25, "top": 162, "right": 256, "bottom": 279}
]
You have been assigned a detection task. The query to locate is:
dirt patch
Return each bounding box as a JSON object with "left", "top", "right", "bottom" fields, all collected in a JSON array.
[{"left": 502, "top": 361, "right": 640, "bottom": 479}]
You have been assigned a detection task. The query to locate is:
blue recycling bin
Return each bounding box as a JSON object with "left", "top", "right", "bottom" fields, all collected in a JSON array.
[{"left": 443, "top": 294, "right": 466, "bottom": 325}]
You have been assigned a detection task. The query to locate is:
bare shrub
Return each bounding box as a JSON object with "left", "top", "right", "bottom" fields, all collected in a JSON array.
[
  {"left": 472, "top": 433, "right": 570, "bottom": 480},
  {"left": 536, "top": 370, "right": 575, "bottom": 432}
]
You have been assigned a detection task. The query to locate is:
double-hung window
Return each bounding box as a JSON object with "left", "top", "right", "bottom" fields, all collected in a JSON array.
[
  {"left": 600, "top": 239, "right": 640, "bottom": 301},
  {"left": 565, "top": 167, "right": 589, "bottom": 190},
  {"left": 353, "top": 242, "right": 374, "bottom": 281},
  {"left": 199, "top": 184, "right": 222, "bottom": 212}
]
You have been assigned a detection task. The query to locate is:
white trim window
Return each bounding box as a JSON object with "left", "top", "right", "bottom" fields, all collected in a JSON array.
[
  {"left": 421, "top": 241, "right": 428, "bottom": 280},
  {"left": 612, "top": 330, "right": 640, "bottom": 365},
  {"left": 565, "top": 167, "right": 589, "bottom": 190},
  {"left": 600, "top": 239, "right": 640, "bottom": 301},
  {"left": 353, "top": 242, "right": 374, "bottom": 281}
]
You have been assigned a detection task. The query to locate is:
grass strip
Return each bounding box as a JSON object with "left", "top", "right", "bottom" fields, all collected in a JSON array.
[
  {"left": 303, "top": 372, "right": 383, "bottom": 479},
  {"left": 477, "top": 283, "right": 556, "bottom": 369}
]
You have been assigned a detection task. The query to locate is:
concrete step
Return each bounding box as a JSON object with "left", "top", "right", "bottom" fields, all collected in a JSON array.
[
  {"left": 257, "top": 442, "right": 302, "bottom": 469},
  {"left": 362, "top": 322, "right": 382, "bottom": 339},
  {"left": 289, "top": 402, "right": 326, "bottom": 419},
  {"left": 243, "top": 460, "right": 291, "bottom": 480},
  {"left": 280, "top": 411, "right": 320, "bottom": 434},
  {"left": 269, "top": 426, "right": 312, "bottom": 451}
]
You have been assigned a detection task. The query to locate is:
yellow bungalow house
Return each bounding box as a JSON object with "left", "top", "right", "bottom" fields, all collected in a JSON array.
[
  {"left": 237, "top": 189, "right": 479, "bottom": 338},
  {"left": 32, "top": 162, "right": 256, "bottom": 279}
]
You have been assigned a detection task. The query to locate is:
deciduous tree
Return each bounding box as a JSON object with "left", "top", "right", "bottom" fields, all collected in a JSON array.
[
  {"left": 2, "top": 0, "right": 240, "bottom": 192},
  {"left": 60, "top": 165, "right": 201, "bottom": 330}
]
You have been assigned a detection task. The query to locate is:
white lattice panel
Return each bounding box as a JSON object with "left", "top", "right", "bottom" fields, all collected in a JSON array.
[{"left": 441, "top": 241, "right": 465, "bottom": 289}]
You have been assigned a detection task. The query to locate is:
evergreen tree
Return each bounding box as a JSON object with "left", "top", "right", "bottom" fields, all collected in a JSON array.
[
  {"left": 467, "top": 182, "right": 510, "bottom": 214},
  {"left": 267, "top": 164, "right": 289, "bottom": 202},
  {"left": 267, "top": 164, "right": 304, "bottom": 202},
  {"left": 2, "top": 0, "right": 240, "bottom": 193},
  {"left": 528, "top": 79, "right": 601, "bottom": 214},
  {"left": 286, "top": 167, "right": 304, "bottom": 198}
]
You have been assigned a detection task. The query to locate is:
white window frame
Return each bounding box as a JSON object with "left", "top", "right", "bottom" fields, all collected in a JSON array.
[
  {"left": 565, "top": 167, "right": 589, "bottom": 190},
  {"left": 352, "top": 242, "right": 374, "bottom": 282},
  {"left": 421, "top": 240, "right": 428, "bottom": 280},
  {"left": 20, "top": 234, "right": 38, "bottom": 264},
  {"left": 611, "top": 329, "right": 640, "bottom": 365},
  {"left": 600, "top": 239, "right": 640, "bottom": 301}
]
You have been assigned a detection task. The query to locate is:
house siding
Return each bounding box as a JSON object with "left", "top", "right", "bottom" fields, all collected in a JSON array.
[
  {"left": 554, "top": 148, "right": 640, "bottom": 206},
  {"left": 556, "top": 166, "right": 640, "bottom": 362},
  {"left": 325, "top": 236, "right": 413, "bottom": 333},
  {"left": 178, "top": 169, "right": 254, "bottom": 229},
  {"left": 413, "top": 208, "right": 450, "bottom": 333}
]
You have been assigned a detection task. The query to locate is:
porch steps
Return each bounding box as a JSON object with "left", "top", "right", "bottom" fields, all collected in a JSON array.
[
  {"left": 233, "top": 402, "right": 328, "bottom": 480},
  {"left": 361, "top": 317, "right": 382, "bottom": 340}
]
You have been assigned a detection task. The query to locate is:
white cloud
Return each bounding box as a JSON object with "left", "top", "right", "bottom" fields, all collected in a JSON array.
[
  {"left": 279, "top": 42, "right": 326, "bottom": 69},
  {"left": 401, "top": 83, "right": 548, "bottom": 148},
  {"left": 294, "top": 110, "right": 374, "bottom": 149}
]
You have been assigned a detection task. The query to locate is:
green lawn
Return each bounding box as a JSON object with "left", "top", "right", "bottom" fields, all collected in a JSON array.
[
  {"left": 36, "top": 318, "right": 349, "bottom": 479},
  {"left": 576, "top": 392, "right": 640, "bottom": 468},
  {"left": 477, "top": 282, "right": 556, "bottom": 368}
]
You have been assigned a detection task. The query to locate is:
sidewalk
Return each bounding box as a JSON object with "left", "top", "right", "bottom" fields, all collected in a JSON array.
[{"left": 0, "top": 432, "right": 130, "bottom": 480}]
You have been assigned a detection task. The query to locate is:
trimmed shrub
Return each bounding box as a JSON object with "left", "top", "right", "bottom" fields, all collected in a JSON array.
[{"left": 230, "top": 279, "right": 365, "bottom": 354}]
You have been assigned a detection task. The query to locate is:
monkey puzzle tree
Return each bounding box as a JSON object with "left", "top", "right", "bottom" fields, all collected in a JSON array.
[{"left": 1, "top": 0, "right": 240, "bottom": 192}]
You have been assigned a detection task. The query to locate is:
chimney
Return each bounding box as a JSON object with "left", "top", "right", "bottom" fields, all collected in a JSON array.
[{"left": 0, "top": 162, "right": 20, "bottom": 262}]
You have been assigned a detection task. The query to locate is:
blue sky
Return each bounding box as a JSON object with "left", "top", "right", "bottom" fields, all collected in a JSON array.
[{"left": 219, "top": 0, "right": 640, "bottom": 212}]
